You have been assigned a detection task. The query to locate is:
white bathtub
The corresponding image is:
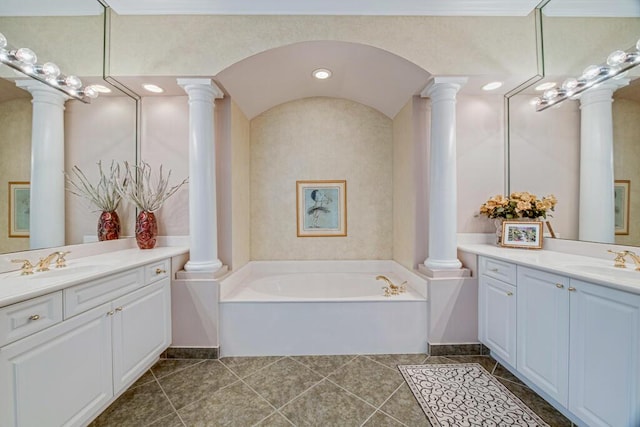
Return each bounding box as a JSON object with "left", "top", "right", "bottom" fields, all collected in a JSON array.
[{"left": 219, "top": 260, "right": 428, "bottom": 357}]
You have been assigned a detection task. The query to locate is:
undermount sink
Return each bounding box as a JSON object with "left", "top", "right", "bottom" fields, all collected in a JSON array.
[{"left": 563, "top": 263, "right": 640, "bottom": 281}]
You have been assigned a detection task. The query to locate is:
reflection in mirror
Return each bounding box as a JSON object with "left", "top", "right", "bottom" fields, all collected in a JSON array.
[
  {"left": 509, "top": 1, "right": 640, "bottom": 246},
  {"left": 0, "top": 4, "right": 137, "bottom": 254}
]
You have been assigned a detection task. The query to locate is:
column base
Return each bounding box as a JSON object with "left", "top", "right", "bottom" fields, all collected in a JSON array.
[
  {"left": 184, "top": 258, "right": 223, "bottom": 273},
  {"left": 418, "top": 264, "right": 470, "bottom": 278},
  {"left": 424, "top": 257, "right": 462, "bottom": 270}
]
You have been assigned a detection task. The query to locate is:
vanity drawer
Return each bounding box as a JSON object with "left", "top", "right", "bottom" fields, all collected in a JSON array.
[
  {"left": 64, "top": 267, "right": 144, "bottom": 318},
  {"left": 145, "top": 258, "right": 170, "bottom": 285},
  {"left": 0, "top": 291, "right": 63, "bottom": 347},
  {"left": 480, "top": 256, "right": 517, "bottom": 284}
]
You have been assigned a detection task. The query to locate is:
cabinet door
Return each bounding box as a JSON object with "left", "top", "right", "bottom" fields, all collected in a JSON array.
[
  {"left": 569, "top": 280, "right": 640, "bottom": 427},
  {"left": 0, "top": 304, "right": 113, "bottom": 427},
  {"left": 516, "top": 266, "right": 570, "bottom": 406},
  {"left": 112, "top": 279, "right": 171, "bottom": 393},
  {"left": 479, "top": 276, "right": 517, "bottom": 366}
]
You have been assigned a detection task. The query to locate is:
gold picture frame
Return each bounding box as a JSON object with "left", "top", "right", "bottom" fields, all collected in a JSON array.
[
  {"left": 296, "top": 180, "right": 347, "bottom": 237},
  {"left": 614, "top": 179, "right": 630, "bottom": 235},
  {"left": 8, "top": 181, "right": 30, "bottom": 238},
  {"left": 501, "top": 220, "right": 543, "bottom": 249}
]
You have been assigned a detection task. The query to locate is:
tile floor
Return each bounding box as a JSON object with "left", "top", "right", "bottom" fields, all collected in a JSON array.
[{"left": 90, "top": 353, "right": 572, "bottom": 427}]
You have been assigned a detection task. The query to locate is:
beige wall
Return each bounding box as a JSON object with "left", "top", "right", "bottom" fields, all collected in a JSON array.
[
  {"left": 509, "top": 95, "right": 580, "bottom": 240},
  {"left": 109, "top": 14, "right": 537, "bottom": 78},
  {"left": 230, "top": 100, "right": 251, "bottom": 269},
  {"left": 457, "top": 94, "right": 507, "bottom": 234},
  {"left": 614, "top": 98, "right": 640, "bottom": 246},
  {"left": 0, "top": 98, "right": 31, "bottom": 253},
  {"left": 250, "top": 97, "right": 393, "bottom": 260},
  {"left": 65, "top": 96, "right": 138, "bottom": 244}
]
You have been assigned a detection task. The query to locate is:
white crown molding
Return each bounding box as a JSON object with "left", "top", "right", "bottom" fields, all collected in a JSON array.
[
  {"left": 0, "top": 0, "right": 103, "bottom": 16},
  {"left": 543, "top": 0, "right": 640, "bottom": 17},
  {"left": 101, "top": 0, "right": 540, "bottom": 16}
]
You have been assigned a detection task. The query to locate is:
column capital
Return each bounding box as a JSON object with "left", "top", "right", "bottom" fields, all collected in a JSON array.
[
  {"left": 15, "top": 79, "right": 68, "bottom": 107},
  {"left": 579, "top": 78, "right": 629, "bottom": 108},
  {"left": 177, "top": 78, "right": 224, "bottom": 100},
  {"left": 420, "top": 76, "right": 468, "bottom": 99}
]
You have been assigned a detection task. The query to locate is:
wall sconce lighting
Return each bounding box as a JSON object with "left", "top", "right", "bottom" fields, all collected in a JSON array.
[
  {"left": 534, "top": 38, "right": 640, "bottom": 112},
  {"left": 0, "top": 32, "right": 97, "bottom": 102}
]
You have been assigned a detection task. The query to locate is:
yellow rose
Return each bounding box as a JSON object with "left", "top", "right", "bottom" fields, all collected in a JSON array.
[{"left": 516, "top": 201, "right": 531, "bottom": 211}]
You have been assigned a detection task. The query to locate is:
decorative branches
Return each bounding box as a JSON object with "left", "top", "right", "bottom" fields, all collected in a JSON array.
[
  {"left": 65, "top": 160, "right": 125, "bottom": 212},
  {"left": 115, "top": 161, "right": 188, "bottom": 212}
]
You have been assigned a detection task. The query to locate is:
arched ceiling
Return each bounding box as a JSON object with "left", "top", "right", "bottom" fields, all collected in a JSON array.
[{"left": 215, "top": 41, "right": 431, "bottom": 119}]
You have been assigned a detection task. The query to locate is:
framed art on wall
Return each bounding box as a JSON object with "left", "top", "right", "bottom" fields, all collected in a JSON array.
[
  {"left": 8, "top": 181, "right": 30, "bottom": 238},
  {"left": 501, "top": 220, "right": 543, "bottom": 249},
  {"left": 614, "top": 179, "right": 630, "bottom": 235},
  {"left": 296, "top": 180, "right": 347, "bottom": 237}
]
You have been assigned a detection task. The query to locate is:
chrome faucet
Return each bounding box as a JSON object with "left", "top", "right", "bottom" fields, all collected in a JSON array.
[{"left": 376, "top": 275, "right": 407, "bottom": 296}]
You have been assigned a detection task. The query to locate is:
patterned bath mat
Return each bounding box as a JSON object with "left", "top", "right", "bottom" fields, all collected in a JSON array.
[{"left": 398, "top": 363, "right": 549, "bottom": 427}]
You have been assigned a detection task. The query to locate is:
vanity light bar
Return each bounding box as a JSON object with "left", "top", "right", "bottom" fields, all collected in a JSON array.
[
  {"left": 535, "top": 38, "right": 640, "bottom": 112},
  {"left": 0, "top": 32, "right": 97, "bottom": 103}
]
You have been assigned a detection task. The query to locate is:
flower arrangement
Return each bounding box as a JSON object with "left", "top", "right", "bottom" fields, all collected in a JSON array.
[
  {"left": 479, "top": 192, "right": 557, "bottom": 219},
  {"left": 65, "top": 160, "right": 125, "bottom": 212},
  {"left": 115, "top": 161, "right": 188, "bottom": 213}
]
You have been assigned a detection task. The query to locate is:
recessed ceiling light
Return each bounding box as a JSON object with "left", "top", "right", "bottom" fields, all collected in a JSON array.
[
  {"left": 481, "top": 81, "right": 503, "bottom": 91},
  {"left": 142, "top": 83, "right": 164, "bottom": 93},
  {"left": 535, "top": 82, "right": 556, "bottom": 91},
  {"left": 312, "top": 68, "right": 332, "bottom": 80},
  {"left": 91, "top": 84, "right": 112, "bottom": 94}
]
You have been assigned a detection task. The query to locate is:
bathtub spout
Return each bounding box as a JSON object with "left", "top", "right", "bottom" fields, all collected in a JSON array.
[{"left": 376, "top": 275, "right": 407, "bottom": 295}]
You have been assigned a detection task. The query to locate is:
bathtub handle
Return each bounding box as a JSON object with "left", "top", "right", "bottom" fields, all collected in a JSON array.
[{"left": 382, "top": 287, "right": 392, "bottom": 297}]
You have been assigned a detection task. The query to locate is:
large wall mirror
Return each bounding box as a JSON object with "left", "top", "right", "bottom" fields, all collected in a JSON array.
[
  {"left": 509, "top": 0, "right": 640, "bottom": 246},
  {"left": 0, "top": 2, "right": 137, "bottom": 254}
]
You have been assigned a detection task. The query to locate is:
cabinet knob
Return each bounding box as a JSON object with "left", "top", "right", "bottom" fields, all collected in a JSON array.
[
  {"left": 29, "top": 314, "right": 40, "bottom": 321},
  {"left": 155, "top": 268, "right": 166, "bottom": 275},
  {"left": 107, "top": 310, "right": 114, "bottom": 316},
  {"left": 115, "top": 307, "right": 123, "bottom": 312},
  {"left": 506, "top": 292, "right": 513, "bottom": 296},
  {"left": 568, "top": 287, "right": 576, "bottom": 292},
  {"left": 556, "top": 283, "right": 564, "bottom": 289}
]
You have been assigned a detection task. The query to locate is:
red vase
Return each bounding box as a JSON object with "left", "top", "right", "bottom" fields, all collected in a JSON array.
[
  {"left": 98, "top": 211, "right": 121, "bottom": 241},
  {"left": 135, "top": 211, "right": 158, "bottom": 249}
]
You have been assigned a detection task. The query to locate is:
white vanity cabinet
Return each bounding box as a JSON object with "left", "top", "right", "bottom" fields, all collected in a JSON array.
[
  {"left": 516, "top": 266, "right": 570, "bottom": 406},
  {"left": 478, "top": 257, "right": 640, "bottom": 427},
  {"left": 478, "top": 257, "right": 517, "bottom": 366},
  {"left": 0, "top": 258, "right": 172, "bottom": 427}
]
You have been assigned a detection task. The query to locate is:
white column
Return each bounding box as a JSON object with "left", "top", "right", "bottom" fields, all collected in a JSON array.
[
  {"left": 421, "top": 77, "right": 467, "bottom": 270},
  {"left": 177, "top": 78, "right": 224, "bottom": 272},
  {"left": 16, "top": 80, "right": 68, "bottom": 250},
  {"left": 578, "top": 80, "right": 628, "bottom": 243}
]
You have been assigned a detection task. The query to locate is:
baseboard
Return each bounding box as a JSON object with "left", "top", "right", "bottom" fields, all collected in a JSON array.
[
  {"left": 428, "top": 343, "right": 490, "bottom": 356},
  {"left": 161, "top": 347, "right": 219, "bottom": 359}
]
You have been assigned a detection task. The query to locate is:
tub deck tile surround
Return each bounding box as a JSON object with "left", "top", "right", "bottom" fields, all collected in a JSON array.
[{"left": 89, "top": 354, "right": 573, "bottom": 426}]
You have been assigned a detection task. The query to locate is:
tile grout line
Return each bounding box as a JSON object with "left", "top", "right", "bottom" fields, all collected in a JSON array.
[
  {"left": 359, "top": 380, "right": 411, "bottom": 427},
  {"left": 149, "top": 371, "right": 188, "bottom": 427}
]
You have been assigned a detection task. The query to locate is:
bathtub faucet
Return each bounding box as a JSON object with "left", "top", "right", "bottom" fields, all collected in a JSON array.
[{"left": 376, "top": 275, "right": 407, "bottom": 296}]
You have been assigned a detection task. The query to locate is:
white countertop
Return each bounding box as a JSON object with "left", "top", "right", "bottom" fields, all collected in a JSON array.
[
  {"left": 459, "top": 243, "right": 640, "bottom": 295},
  {"left": 0, "top": 246, "right": 189, "bottom": 308}
]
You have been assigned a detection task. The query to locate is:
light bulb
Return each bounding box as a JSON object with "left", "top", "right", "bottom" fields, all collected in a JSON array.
[
  {"left": 42, "top": 62, "right": 60, "bottom": 78},
  {"left": 312, "top": 68, "right": 332, "bottom": 80},
  {"left": 15, "top": 47, "right": 37, "bottom": 65},
  {"left": 84, "top": 86, "right": 98, "bottom": 99},
  {"left": 543, "top": 88, "right": 558, "bottom": 100},
  {"left": 562, "top": 78, "right": 578, "bottom": 91},
  {"left": 582, "top": 65, "right": 602, "bottom": 80},
  {"left": 607, "top": 50, "right": 626, "bottom": 67},
  {"left": 64, "top": 75, "right": 82, "bottom": 89},
  {"left": 0, "top": 32, "right": 7, "bottom": 49}
]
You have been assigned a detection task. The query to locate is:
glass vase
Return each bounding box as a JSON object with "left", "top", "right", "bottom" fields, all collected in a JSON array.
[{"left": 135, "top": 211, "right": 158, "bottom": 249}]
